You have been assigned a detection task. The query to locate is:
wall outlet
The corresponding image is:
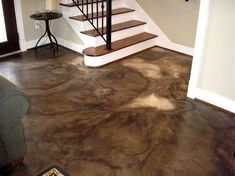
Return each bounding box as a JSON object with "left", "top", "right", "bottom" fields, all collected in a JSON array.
[{"left": 34, "top": 21, "right": 40, "bottom": 30}]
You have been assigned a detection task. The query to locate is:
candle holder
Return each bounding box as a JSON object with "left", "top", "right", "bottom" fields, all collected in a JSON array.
[{"left": 45, "top": 0, "right": 57, "bottom": 12}]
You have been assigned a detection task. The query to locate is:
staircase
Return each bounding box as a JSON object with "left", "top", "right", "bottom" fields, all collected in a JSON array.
[{"left": 60, "top": 0, "right": 158, "bottom": 67}]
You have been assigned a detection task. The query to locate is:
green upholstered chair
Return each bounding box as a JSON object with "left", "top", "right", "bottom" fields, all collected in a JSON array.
[{"left": 0, "top": 76, "right": 30, "bottom": 169}]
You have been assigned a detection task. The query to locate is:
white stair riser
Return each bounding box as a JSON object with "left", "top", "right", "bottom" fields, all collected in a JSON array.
[
  {"left": 61, "top": 6, "right": 135, "bottom": 31},
  {"left": 82, "top": 25, "right": 145, "bottom": 47},
  {"left": 61, "top": 6, "right": 75, "bottom": 17},
  {"left": 62, "top": 0, "right": 122, "bottom": 4},
  {"left": 82, "top": 11, "right": 135, "bottom": 30},
  {"left": 84, "top": 38, "right": 157, "bottom": 67},
  {"left": 67, "top": 1, "right": 123, "bottom": 16},
  {"left": 63, "top": 9, "right": 147, "bottom": 50},
  {"left": 61, "top": 0, "right": 72, "bottom": 3}
]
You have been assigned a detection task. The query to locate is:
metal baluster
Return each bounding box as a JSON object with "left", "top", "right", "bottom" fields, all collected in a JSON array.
[
  {"left": 101, "top": 0, "right": 104, "bottom": 36},
  {"left": 72, "top": 0, "right": 111, "bottom": 49},
  {"left": 106, "top": 0, "right": 112, "bottom": 49},
  {"left": 82, "top": 0, "right": 84, "bottom": 11},
  {"left": 86, "top": 0, "right": 88, "bottom": 17},
  {"left": 91, "top": 0, "right": 94, "bottom": 24},
  {"left": 96, "top": 0, "right": 99, "bottom": 30}
]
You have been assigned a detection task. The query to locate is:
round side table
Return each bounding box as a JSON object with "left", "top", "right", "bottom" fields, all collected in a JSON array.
[{"left": 30, "top": 12, "right": 62, "bottom": 56}]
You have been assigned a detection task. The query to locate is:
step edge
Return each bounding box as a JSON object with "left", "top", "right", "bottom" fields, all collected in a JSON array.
[
  {"left": 83, "top": 34, "right": 158, "bottom": 57},
  {"left": 80, "top": 21, "right": 147, "bottom": 37},
  {"left": 69, "top": 8, "right": 135, "bottom": 21},
  {"left": 84, "top": 40, "right": 157, "bottom": 67},
  {"left": 60, "top": 0, "right": 106, "bottom": 7}
]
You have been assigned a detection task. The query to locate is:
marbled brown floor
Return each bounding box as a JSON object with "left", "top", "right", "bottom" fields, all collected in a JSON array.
[{"left": 0, "top": 46, "right": 235, "bottom": 176}]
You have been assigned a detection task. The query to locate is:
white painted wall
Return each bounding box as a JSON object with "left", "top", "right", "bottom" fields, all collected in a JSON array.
[
  {"left": 136, "top": 0, "right": 200, "bottom": 48},
  {"left": 188, "top": 0, "right": 235, "bottom": 113},
  {"left": 198, "top": 0, "right": 235, "bottom": 100}
]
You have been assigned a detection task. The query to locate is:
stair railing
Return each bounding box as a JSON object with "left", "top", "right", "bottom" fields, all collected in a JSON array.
[{"left": 72, "top": 0, "right": 112, "bottom": 49}]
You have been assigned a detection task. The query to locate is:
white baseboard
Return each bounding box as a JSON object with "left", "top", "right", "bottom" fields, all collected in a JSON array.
[
  {"left": 156, "top": 40, "right": 194, "bottom": 56},
  {"left": 57, "top": 37, "right": 84, "bottom": 54},
  {"left": 189, "top": 88, "right": 235, "bottom": 113},
  {"left": 24, "top": 37, "right": 84, "bottom": 54},
  {"left": 24, "top": 37, "right": 50, "bottom": 50}
]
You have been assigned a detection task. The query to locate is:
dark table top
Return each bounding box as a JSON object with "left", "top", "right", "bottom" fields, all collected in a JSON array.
[{"left": 30, "top": 12, "right": 63, "bottom": 21}]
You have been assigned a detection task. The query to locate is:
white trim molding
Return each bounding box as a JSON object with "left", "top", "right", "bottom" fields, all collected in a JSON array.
[
  {"left": 187, "top": 0, "right": 235, "bottom": 113},
  {"left": 24, "top": 37, "right": 50, "bottom": 50},
  {"left": 156, "top": 41, "right": 194, "bottom": 56},
  {"left": 57, "top": 37, "right": 84, "bottom": 53},
  {"left": 23, "top": 37, "right": 84, "bottom": 54},
  {"left": 194, "top": 88, "right": 235, "bottom": 114},
  {"left": 187, "top": 0, "right": 211, "bottom": 99},
  {"left": 14, "top": 0, "right": 27, "bottom": 52}
]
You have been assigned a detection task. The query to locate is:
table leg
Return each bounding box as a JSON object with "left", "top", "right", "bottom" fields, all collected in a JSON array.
[
  {"left": 50, "top": 33, "right": 59, "bottom": 51},
  {"left": 35, "top": 30, "right": 47, "bottom": 54},
  {"left": 45, "top": 20, "right": 56, "bottom": 56},
  {"left": 48, "top": 33, "right": 56, "bottom": 56}
]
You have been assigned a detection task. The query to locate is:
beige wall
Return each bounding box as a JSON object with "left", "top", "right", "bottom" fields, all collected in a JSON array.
[
  {"left": 51, "top": 17, "right": 83, "bottom": 45},
  {"left": 20, "top": 0, "right": 45, "bottom": 41},
  {"left": 20, "top": 0, "right": 82, "bottom": 44},
  {"left": 136, "top": 0, "right": 200, "bottom": 47},
  {"left": 20, "top": 0, "right": 199, "bottom": 47},
  {"left": 197, "top": 0, "right": 235, "bottom": 100}
]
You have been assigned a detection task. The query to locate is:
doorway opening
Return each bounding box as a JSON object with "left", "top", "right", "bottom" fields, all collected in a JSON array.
[
  {"left": 0, "top": 0, "right": 19, "bottom": 56},
  {"left": 0, "top": 0, "right": 7, "bottom": 43}
]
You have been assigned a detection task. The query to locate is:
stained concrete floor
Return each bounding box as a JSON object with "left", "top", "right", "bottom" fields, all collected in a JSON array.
[{"left": 0, "top": 46, "right": 234, "bottom": 176}]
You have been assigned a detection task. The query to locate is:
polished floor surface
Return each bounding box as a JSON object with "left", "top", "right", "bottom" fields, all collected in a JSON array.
[{"left": 0, "top": 47, "right": 234, "bottom": 176}]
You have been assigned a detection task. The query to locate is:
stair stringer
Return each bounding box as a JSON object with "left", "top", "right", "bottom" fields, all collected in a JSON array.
[
  {"left": 123, "top": 0, "right": 194, "bottom": 56},
  {"left": 123, "top": 0, "right": 170, "bottom": 46}
]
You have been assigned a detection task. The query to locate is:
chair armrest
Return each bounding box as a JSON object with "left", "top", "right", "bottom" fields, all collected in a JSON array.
[
  {"left": 0, "top": 76, "right": 30, "bottom": 163},
  {"left": 0, "top": 76, "right": 30, "bottom": 119}
]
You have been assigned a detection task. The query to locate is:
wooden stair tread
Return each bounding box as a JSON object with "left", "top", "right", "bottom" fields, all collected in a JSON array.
[
  {"left": 60, "top": 0, "right": 105, "bottom": 7},
  {"left": 81, "top": 20, "right": 146, "bottom": 37},
  {"left": 83, "top": 32, "right": 157, "bottom": 56},
  {"left": 70, "top": 8, "right": 135, "bottom": 21}
]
